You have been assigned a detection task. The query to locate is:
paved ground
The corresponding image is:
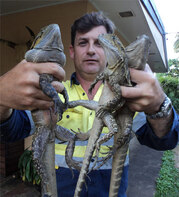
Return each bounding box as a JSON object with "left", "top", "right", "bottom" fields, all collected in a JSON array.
[
  {"left": 173, "top": 144, "right": 179, "bottom": 169},
  {"left": 126, "top": 136, "right": 163, "bottom": 197},
  {"left": 0, "top": 175, "right": 40, "bottom": 197},
  {"left": 1, "top": 137, "right": 177, "bottom": 197}
]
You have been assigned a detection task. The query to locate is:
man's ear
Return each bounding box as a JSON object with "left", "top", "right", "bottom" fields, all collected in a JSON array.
[{"left": 69, "top": 45, "right": 74, "bottom": 59}]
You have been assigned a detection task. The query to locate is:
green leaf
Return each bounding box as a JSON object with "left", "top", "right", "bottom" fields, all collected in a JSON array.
[
  {"left": 34, "top": 173, "right": 41, "bottom": 185},
  {"left": 18, "top": 149, "right": 30, "bottom": 168},
  {"left": 22, "top": 155, "right": 30, "bottom": 169},
  {"left": 25, "top": 159, "right": 32, "bottom": 182}
]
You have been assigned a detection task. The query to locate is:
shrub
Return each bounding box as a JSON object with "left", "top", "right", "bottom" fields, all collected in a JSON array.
[
  {"left": 155, "top": 150, "right": 179, "bottom": 197},
  {"left": 18, "top": 149, "right": 41, "bottom": 185}
]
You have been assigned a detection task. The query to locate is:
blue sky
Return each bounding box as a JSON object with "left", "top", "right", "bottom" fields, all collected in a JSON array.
[{"left": 154, "top": 0, "right": 179, "bottom": 59}]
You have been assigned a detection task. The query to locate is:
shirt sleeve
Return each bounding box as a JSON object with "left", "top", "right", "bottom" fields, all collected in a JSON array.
[
  {"left": 0, "top": 109, "right": 32, "bottom": 142},
  {"left": 135, "top": 107, "right": 179, "bottom": 151}
]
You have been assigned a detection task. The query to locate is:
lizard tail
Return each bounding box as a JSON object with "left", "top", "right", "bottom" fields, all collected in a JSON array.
[
  {"left": 109, "top": 143, "right": 129, "bottom": 197},
  {"left": 74, "top": 141, "right": 96, "bottom": 197},
  {"left": 74, "top": 121, "right": 103, "bottom": 196}
]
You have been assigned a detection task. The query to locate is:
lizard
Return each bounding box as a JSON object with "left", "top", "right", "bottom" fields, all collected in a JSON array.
[
  {"left": 25, "top": 24, "right": 77, "bottom": 197},
  {"left": 106, "top": 34, "right": 151, "bottom": 197},
  {"left": 68, "top": 34, "right": 151, "bottom": 197}
]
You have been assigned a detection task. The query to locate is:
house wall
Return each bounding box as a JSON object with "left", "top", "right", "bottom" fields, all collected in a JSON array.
[
  {"left": 0, "top": 0, "right": 126, "bottom": 149},
  {"left": 0, "top": 1, "right": 98, "bottom": 78}
]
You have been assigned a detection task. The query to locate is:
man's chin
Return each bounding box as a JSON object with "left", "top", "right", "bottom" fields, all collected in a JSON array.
[
  {"left": 85, "top": 69, "right": 99, "bottom": 75},
  {"left": 84, "top": 65, "right": 101, "bottom": 72}
]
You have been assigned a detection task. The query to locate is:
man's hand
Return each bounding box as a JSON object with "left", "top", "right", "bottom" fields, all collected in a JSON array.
[
  {"left": 121, "top": 64, "right": 165, "bottom": 114},
  {"left": 121, "top": 64, "right": 173, "bottom": 138},
  {"left": 0, "top": 60, "right": 65, "bottom": 121}
]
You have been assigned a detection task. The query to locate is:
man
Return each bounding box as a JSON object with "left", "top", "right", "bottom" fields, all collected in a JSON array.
[{"left": 0, "top": 12, "right": 178, "bottom": 197}]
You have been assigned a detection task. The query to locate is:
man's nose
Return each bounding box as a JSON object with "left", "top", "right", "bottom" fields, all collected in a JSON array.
[{"left": 87, "top": 44, "right": 96, "bottom": 55}]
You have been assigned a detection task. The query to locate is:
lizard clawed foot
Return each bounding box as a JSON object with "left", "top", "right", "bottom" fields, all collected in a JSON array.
[
  {"left": 97, "top": 99, "right": 123, "bottom": 117},
  {"left": 65, "top": 140, "right": 83, "bottom": 177},
  {"left": 71, "top": 128, "right": 82, "bottom": 135},
  {"left": 67, "top": 160, "right": 82, "bottom": 179},
  {"left": 71, "top": 128, "right": 83, "bottom": 140},
  {"left": 71, "top": 128, "right": 90, "bottom": 141},
  {"left": 90, "top": 144, "right": 111, "bottom": 171},
  {"left": 94, "top": 154, "right": 113, "bottom": 170},
  {"left": 93, "top": 146, "right": 114, "bottom": 170},
  {"left": 52, "top": 100, "right": 64, "bottom": 121},
  {"left": 96, "top": 107, "right": 108, "bottom": 118},
  {"left": 69, "top": 159, "right": 82, "bottom": 172},
  {"left": 89, "top": 152, "right": 100, "bottom": 172}
]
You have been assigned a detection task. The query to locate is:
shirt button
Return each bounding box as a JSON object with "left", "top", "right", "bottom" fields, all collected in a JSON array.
[
  {"left": 90, "top": 112, "right": 92, "bottom": 115},
  {"left": 66, "top": 115, "right": 70, "bottom": 118},
  {"left": 82, "top": 92, "right": 85, "bottom": 96}
]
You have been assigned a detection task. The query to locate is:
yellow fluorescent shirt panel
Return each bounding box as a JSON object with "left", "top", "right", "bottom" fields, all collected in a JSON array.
[{"left": 55, "top": 80, "right": 131, "bottom": 169}]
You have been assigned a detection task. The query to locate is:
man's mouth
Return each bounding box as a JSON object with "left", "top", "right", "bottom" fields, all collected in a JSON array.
[{"left": 84, "top": 59, "right": 98, "bottom": 63}]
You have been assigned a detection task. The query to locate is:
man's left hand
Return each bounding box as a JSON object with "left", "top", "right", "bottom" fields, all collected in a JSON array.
[{"left": 121, "top": 64, "right": 165, "bottom": 114}]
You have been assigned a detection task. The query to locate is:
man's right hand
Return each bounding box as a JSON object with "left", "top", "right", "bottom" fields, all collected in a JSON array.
[{"left": 0, "top": 60, "right": 65, "bottom": 121}]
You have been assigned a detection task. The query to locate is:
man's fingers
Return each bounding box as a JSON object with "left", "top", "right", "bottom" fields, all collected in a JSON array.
[
  {"left": 129, "top": 65, "right": 153, "bottom": 84},
  {"left": 35, "top": 62, "right": 65, "bottom": 81},
  {"left": 51, "top": 81, "right": 64, "bottom": 93},
  {"left": 22, "top": 60, "right": 66, "bottom": 81},
  {"left": 33, "top": 89, "right": 52, "bottom": 101},
  {"left": 129, "top": 69, "right": 147, "bottom": 83},
  {"left": 31, "top": 82, "right": 64, "bottom": 109},
  {"left": 31, "top": 100, "right": 54, "bottom": 110},
  {"left": 17, "top": 60, "right": 66, "bottom": 110},
  {"left": 32, "top": 82, "right": 64, "bottom": 100},
  {"left": 121, "top": 86, "right": 142, "bottom": 98}
]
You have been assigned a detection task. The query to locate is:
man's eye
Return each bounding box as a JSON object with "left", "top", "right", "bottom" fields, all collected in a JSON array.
[
  {"left": 96, "top": 41, "right": 102, "bottom": 47},
  {"left": 79, "top": 41, "right": 87, "bottom": 46}
]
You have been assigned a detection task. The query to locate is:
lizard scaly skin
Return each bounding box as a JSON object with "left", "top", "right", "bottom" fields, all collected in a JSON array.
[
  {"left": 106, "top": 34, "right": 151, "bottom": 197},
  {"left": 25, "top": 24, "right": 76, "bottom": 197},
  {"left": 69, "top": 34, "right": 151, "bottom": 197}
]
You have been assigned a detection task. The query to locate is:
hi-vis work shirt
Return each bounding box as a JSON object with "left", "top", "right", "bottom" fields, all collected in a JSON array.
[
  {"left": 55, "top": 78, "right": 131, "bottom": 170},
  {"left": 0, "top": 73, "right": 178, "bottom": 196}
]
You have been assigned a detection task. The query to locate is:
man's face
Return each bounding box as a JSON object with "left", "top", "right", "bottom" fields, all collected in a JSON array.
[{"left": 69, "top": 26, "right": 107, "bottom": 81}]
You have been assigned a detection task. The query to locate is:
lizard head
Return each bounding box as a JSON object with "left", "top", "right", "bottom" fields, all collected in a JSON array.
[
  {"left": 25, "top": 24, "right": 66, "bottom": 67},
  {"left": 98, "top": 34, "right": 126, "bottom": 69},
  {"left": 30, "top": 24, "right": 64, "bottom": 52},
  {"left": 125, "top": 34, "right": 151, "bottom": 70}
]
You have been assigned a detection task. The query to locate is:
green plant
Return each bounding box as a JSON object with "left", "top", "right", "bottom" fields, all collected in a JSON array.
[
  {"left": 158, "top": 75, "right": 179, "bottom": 112},
  {"left": 18, "top": 149, "right": 41, "bottom": 185},
  {"left": 155, "top": 150, "right": 179, "bottom": 197},
  {"left": 157, "top": 59, "right": 179, "bottom": 113}
]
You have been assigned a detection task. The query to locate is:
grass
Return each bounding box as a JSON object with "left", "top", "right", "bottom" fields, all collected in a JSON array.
[{"left": 155, "top": 150, "right": 179, "bottom": 197}]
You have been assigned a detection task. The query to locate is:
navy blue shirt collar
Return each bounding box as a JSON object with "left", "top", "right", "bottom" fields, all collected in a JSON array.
[{"left": 70, "top": 72, "right": 80, "bottom": 86}]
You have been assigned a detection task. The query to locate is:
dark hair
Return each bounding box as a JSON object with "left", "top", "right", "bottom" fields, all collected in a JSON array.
[{"left": 71, "top": 11, "right": 116, "bottom": 46}]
